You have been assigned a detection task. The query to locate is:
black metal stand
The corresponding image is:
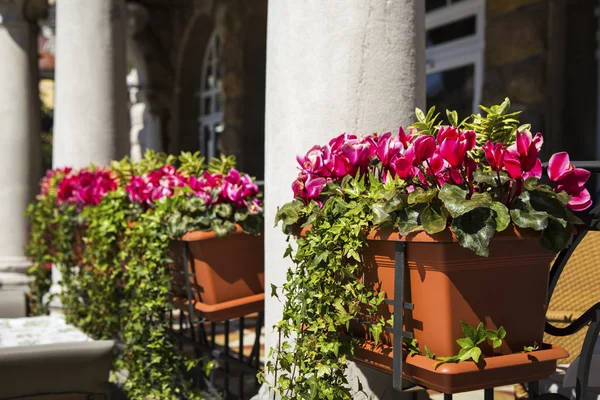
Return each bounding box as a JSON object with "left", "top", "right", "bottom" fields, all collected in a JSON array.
[
  {"left": 169, "top": 241, "right": 263, "bottom": 399},
  {"left": 388, "top": 162, "right": 600, "bottom": 399}
]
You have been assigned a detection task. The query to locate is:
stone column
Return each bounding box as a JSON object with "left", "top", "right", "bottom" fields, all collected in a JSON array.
[
  {"left": 52, "top": 0, "right": 128, "bottom": 169},
  {"left": 260, "top": 1, "right": 425, "bottom": 398},
  {"left": 0, "top": 0, "right": 45, "bottom": 284},
  {"left": 49, "top": 0, "right": 128, "bottom": 311}
]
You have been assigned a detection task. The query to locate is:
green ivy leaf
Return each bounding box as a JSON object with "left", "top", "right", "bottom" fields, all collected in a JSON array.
[
  {"left": 275, "top": 200, "right": 304, "bottom": 227},
  {"left": 524, "top": 341, "right": 539, "bottom": 352},
  {"left": 425, "top": 345, "right": 436, "bottom": 359},
  {"left": 315, "top": 363, "right": 332, "bottom": 378},
  {"left": 372, "top": 202, "right": 391, "bottom": 225},
  {"left": 458, "top": 346, "right": 482, "bottom": 363}
]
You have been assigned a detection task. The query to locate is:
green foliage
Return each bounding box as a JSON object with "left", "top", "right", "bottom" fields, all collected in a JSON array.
[
  {"left": 523, "top": 342, "right": 539, "bottom": 352},
  {"left": 26, "top": 152, "right": 263, "bottom": 399},
  {"left": 465, "top": 98, "right": 529, "bottom": 157},
  {"left": 435, "top": 322, "right": 505, "bottom": 368},
  {"left": 409, "top": 106, "right": 442, "bottom": 136},
  {"left": 207, "top": 154, "right": 236, "bottom": 175},
  {"left": 267, "top": 177, "right": 386, "bottom": 399},
  {"left": 178, "top": 151, "right": 206, "bottom": 176},
  {"left": 165, "top": 191, "right": 262, "bottom": 239},
  {"left": 120, "top": 205, "right": 202, "bottom": 399}
]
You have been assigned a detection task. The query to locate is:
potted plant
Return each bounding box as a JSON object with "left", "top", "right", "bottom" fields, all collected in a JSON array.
[
  {"left": 266, "top": 99, "right": 588, "bottom": 398},
  {"left": 125, "top": 155, "right": 265, "bottom": 322}
]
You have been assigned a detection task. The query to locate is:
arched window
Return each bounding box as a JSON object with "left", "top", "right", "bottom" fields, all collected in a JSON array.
[{"left": 199, "top": 31, "right": 224, "bottom": 160}]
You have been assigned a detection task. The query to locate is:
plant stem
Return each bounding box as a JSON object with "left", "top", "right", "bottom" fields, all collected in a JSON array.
[{"left": 496, "top": 170, "right": 505, "bottom": 201}]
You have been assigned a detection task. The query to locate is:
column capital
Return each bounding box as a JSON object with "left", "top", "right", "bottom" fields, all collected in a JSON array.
[{"left": 0, "top": 0, "right": 47, "bottom": 25}]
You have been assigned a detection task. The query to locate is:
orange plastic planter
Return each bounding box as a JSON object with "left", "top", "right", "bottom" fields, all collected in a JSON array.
[
  {"left": 170, "top": 226, "right": 265, "bottom": 322},
  {"left": 355, "top": 341, "right": 568, "bottom": 393},
  {"left": 297, "top": 225, "right": 568, "bottom": 391}
]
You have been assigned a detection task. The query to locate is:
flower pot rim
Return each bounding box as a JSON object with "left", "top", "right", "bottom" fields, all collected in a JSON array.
[
  {"left": 404, "top": 344, "right": 569, "bottom": 375},
  {"left": 295, "top": 224, "right": 542, "bottom": 243},
  {"left": 177, "top": 225, "right": 263, "bottom": 242}
]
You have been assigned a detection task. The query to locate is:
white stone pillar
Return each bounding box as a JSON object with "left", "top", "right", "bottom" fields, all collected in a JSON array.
[
  {"left": 49, "top": 0, "right": 128, "bottom": 311},
  {"left": 53, "top": 0, "right": 128, "bottom": 169},
  {"left": 261, "top": 1, "right": 425, "bottom": 398},
  {"left": 0, "top": 0, "right": 45, "bottom": 276}
]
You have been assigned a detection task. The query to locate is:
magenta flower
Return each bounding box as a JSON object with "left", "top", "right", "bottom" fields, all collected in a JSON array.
[
  {"left": 292, "top": 173, "right": 327, "bottom": 203},
  {"left": 57, "top": 168, "right": 118, "bottom": 210},
  {"left": 248, "top": 198, "right": 263, "bottom": 214},
  {"left": 548, "top": 152, "right": 592, "bottom": 211},
  {"left": 296, "top": 145, "right": 327, "bottom": 176},
  {"left": 503, "top": 131, "right": 543, "bottom": 180},
  {"left": 391, "top": 155, "right": 416, "bottom": 180},
  {"left": 407, "top": 135, "right": 436, "bottom": 166},
  {"left": 220, "top": 168, "right": 260, "bottom": 207},
  {"left": 437, "top": 127, "right": 476, "bottom": 168},
  {"left": 483, "top": 141, "right": 506, "bottom": 171},
  {"left": 374, "top": 132, "right": 404, "bottom": 167},
  {"left": 126, "top": 165, "right": 187, "bottom": 205},
  {"left": 41, "top": 167, "right": 73, "bottom": 196}
]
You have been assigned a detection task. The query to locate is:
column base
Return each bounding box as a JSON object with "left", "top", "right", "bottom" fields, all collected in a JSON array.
[{"left": 0, "top": 256, "right": 32, "bottom": 274}]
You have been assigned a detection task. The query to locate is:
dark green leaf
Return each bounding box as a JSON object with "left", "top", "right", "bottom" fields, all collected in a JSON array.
[
  {"left": 452, "top": 208, "right": 496, "bottom": 257},
  {"left": 395, "top": 207, "right": 421, "bottom": 235},
  {"left": 509, "top": 192, "right": 549, "bottom": 231},
  {"left": 540, "top": 219, "right": 572, "bottom": 252},
  {"left": 490, "top": 202, "right": 510, "bottom": 232}
]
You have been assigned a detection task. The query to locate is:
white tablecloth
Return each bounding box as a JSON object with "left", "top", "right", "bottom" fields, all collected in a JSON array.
[{"left": 0, "top": 315, "right": 92, "bottom": 348}]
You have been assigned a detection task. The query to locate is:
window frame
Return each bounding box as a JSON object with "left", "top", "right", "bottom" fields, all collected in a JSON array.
[
  {"left": 198, "top": 30, "right": 224, "bottom": 161},
  {"left": 425, "top": 0, "right": 486, "bottom": 114}
]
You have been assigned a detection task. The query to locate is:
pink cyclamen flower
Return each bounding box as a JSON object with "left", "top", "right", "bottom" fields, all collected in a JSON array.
[
  {"left": 406, "top": 135, "right": 436, "bottom": 166},
  {"left": 548, "top": 152, "right": 592, "bottom": 211},
  {"left": 57, "top": 168, "right": 117, "bottom": 210},
  {"left": 296, "top": 145, "right": 327, "bottom": 176},
  {"left": 126, "top": 165, "right": 187, "bottom": 205},
  {"left": 437, "top": 127, "right": 476, "bottom": 168},
  {"left": 292, "top": 173, "right": 327, "bottom": 203},
  {"left": 503, "top": 130, "right": 543, "bottom": 180},
  {"left": 220, "top": 168, "right": 260, "bottom": 207},
  {"left": 483, "top": 141, "right": 506, "bottom": 171},
  {"left": 374, "top": 132, "right": 404, "bottom": 167}
]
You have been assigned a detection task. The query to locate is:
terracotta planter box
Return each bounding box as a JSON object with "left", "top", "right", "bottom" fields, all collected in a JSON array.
[
  {"left": 356, "top": 227, "right": 555, "bottom": 355},
  {"left": 298, "top": 225, "right": 568, "bottom": 391},
  {"left": 355, "top": 340, "right": 568, "bottom": 393},
  {"left": 170, "top": 226, "right": 265, "bottom": 322}
]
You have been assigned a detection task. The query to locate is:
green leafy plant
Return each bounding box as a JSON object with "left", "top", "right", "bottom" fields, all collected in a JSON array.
[
  {"left": 26, "top": 151, "right": 264, "bottom": 399},
  {"left": 524, "top": 342, "right": 540, "bottom": 352},
  {"left": 435, "top": 322, "right": 506, "bottom": 367}
]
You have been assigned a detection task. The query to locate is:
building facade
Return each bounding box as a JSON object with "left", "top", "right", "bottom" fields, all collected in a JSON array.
[{"left": 0, "top": 0, "right": 598, "bottom": 397}]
